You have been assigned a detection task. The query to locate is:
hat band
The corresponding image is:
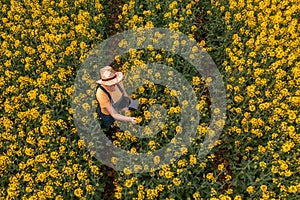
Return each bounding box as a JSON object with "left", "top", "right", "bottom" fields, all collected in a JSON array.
[{"left": 101, "top": 74, "right": 117, "bottom": 82}]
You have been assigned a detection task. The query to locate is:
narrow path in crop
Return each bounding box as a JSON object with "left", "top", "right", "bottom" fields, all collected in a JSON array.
[
  {"left": 193, "top": 2, "right": 234, "bottom": 195},
  {"left": 102, "top": 0, "right": 124, "bottom": 199},
  {"left": 102, "top": 166, "right": 117, "bottom": 200},
  {"left": 103, "top": 0, "right": 124, "bottom": 38}
]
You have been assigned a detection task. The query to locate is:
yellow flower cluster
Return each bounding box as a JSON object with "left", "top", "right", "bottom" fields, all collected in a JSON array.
[
  {"left": 214, "top": 0, "right": 300, "bottom": 198},
  {"left": 115, "top": 0, "right": 299, "bottom": 198},
  {"left": 1, "top": 0, "right": 299, "bottom": 198},
  {"left": 0, "top": 0, "right": 111, "bottom": 199}
]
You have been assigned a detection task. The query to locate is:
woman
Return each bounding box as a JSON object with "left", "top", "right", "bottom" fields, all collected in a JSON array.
[{"left": 95, "top": 66, "right": 137, "bottom": 138}]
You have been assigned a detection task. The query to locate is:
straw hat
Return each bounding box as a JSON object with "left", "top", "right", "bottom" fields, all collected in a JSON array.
[{"left": 96, "top": 66, "right": 123, "bottom": 86}]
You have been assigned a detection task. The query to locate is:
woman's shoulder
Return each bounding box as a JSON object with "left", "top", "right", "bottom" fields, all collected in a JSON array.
[{"left": 96, "top": 86, "right": 109, "bottom": 98}]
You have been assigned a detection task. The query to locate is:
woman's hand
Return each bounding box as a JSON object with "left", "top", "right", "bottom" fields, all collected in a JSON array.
[
  {"left": 107, "top": 105, "right": 137, "bottom": 124},
  {"left": 130, "top": 117, "right": 137, "bottom": 124}
]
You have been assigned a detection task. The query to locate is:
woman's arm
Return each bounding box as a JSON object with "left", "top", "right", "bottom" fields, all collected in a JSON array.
[{"left": 106, "top": 104, "right": 137, "bottom": 124}]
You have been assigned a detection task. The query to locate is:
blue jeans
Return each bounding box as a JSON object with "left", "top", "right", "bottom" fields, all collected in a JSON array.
[{"left": 97, "top": 106, "right": 115, "bottom": 129}]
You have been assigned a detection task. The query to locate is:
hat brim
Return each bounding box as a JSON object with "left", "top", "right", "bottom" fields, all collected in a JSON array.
[{"left": 96, "top": 72, "right": 123, "bottom": 86}]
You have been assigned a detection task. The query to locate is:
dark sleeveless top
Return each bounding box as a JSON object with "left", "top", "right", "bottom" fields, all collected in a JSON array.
[{"left": 96, "top": 84, "right": 130, "bottom": 129}]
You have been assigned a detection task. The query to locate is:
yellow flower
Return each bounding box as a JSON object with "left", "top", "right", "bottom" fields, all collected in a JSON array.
[
  {"left": 55, "top": 195, "right": 64, "bottom": 200},
  {"left": 284, "top": 170, "right": 293, "bottom": 177},
  {"left": 115, "top": 192, "right": 122, "bottom": 199},
  {"left": 211, "top": 188, "right": 217, "bottom": 196},
  {"left": 145, "top": 21, "right": 154, "bottom": 28},
  {"left": 260, "top": 185, "right": 268, "bottom": 193},
  {"left": 218, "top": 163, "right": 225, "bottom": 171},
  {"left": 200, "top": 162, "right": 206, "bottom": 169},
  {"left": 189, "top": 154, "right": 197, "bottom": 165},
  {"left": 124, "top": 179, "right": 134, "bottom": 188},
  {"left": 271, "top": 165, "right": 278, "bottom": 174},
  {"left": 39, "top": 94, "right": 49, "bottom": 104},
  {"left": 111, "top": 157, "right": 118, "bottom": 165},
  {"left": 169, "top": 1, "right": 177, "bottom": 9},
  {"left": 25, "top": 148, "right": 34, "bottom": 156},
  {"left": 180, "top": 146, "right": 188, "bottom": 155},
  {"left": 85, "top": 185, "right": 95, "bottom": 194},
  {"left": 123, "top": 167, "right": 132, "bottom": 175},
  {"left": 282, "top": 140, "right": 295, "bottom": 152},
  {"left": 167, "top": 57, "right": 173, "bottom": 63},
  {"left": 77, "top": 170, "right": 87, "bottom": 181},
  {"left": 90, "top": 165, "right": 99, "bottom": 174},
  {"left": 279, "top": 160, "right": 288, "bottom": 171},
  {"left": 164, "top": 171, "right": 174, "bottom": 178},
  {"left": 177, "top": 159, "right": 187, "bottom": 168},
  {"left": 234, "top": 195, "right": 242, "bottom": 200},
  {"left": 288, "top": 185, "right": 297, "bottom": 194},
  {"left": 259, "top": 161, "right": 267, "bottom": 168},
  {"left": 27, "top": 89, "right": 38, "bottom": 100},
  {"left": 44, "top": 185, "right": 54, "bottom": 197},
  {"left": 74, "top": 188, "right": 83, "bottom": 197},
  {"left": 247, "top": 186, "right": 255, "bottom": 194},
  {"left": 258, "top": 145, "right": 266, "bottom": 153},
  {"left": 175, "top": 125, "right": 182, "bottom": 133},
  {"left": 172, "top": 177, "right": 181, "bottom": 186},
  {"left": 172, "top": 8, "right": 178, "bottom": 15},
  {"left": 249, "top": 105, "right": 256, "bottom": 112},
  {"left": 193, "top": 191, "right": 201, "bottom": 199},
  {"left": 146, "top": 188, "right": 159, "bottom": 199},
  {"left": 77, "top": 139, "right": 85, "bottom": 148},
  {"left": 130, "top": 147, "right": 137, "bottom": 153},
  {"left": 156, "top": 184, "right": 164, "bottom": 192},
  {"left": 219, "top": 194, "right": 231, "bottom": 200},
  {"left": 192, "top": 76, "right": 201, "bottom": 85},
  {"left": 186, "top": 9, "right": 192, "bottom": 15},
  {"left": 206, "top": 172, "right": 214, "bottom": 181},
  {"left": 134, "top": 165, "right": 143, "bottom": 172},
  {"left": 118, "top": 39, "right": 128, "bottom": 48},
  {"left": 153, "top": 156, "right": 160, "bottom": 165},
  {"left": 28, "top": 195, "right": 39, "bottom": 200}
]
